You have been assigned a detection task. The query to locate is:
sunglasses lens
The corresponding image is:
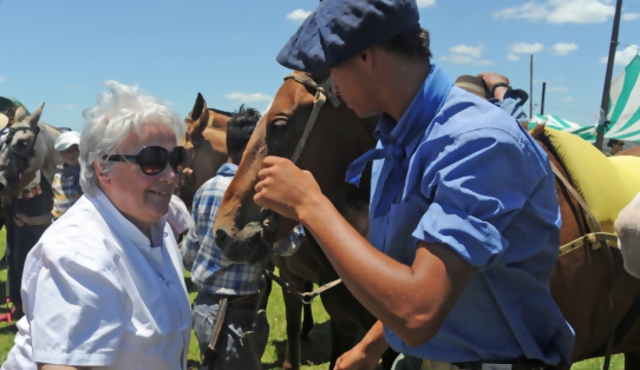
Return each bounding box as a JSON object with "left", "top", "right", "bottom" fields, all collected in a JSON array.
[
  {"left": 169, "top": 147, "right": 186, "bottom": 173},
  {"left": 139, "top": 146, "right": 169, "bottom": 175}
]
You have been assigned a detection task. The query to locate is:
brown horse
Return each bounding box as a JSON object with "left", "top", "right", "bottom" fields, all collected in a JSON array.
[
  {"left": 176, "top": 93, "right": 317, "bottom": 355},
  {"left": 213, "top": 71, "right": 398, "bottom": 370},
  {"left": 177, "top": 93, "right": 231, "bottom": 208},
  {"left": 214, "top": 71, "right": 640, "bottom": 369}
]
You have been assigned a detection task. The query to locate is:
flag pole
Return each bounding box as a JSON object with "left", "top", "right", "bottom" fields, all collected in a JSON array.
[
  {"left": 530, "top": 55, "right": 534, "bottom": 118},
  {"left": 595, "top": 0, "right": 624, "bottom": 151},
  {"left": 541, "top": 82, "right": 546, "bottom": 115}
]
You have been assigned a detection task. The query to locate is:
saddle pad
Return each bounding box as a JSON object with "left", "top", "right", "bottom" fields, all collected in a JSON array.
[{"left": 544, "top": 127, "right": 640, "bottom": 233}]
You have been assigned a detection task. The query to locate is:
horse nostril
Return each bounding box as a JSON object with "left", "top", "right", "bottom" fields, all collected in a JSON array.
[{"left": 215, "top": 229, "right": 228, "bottom": 248}]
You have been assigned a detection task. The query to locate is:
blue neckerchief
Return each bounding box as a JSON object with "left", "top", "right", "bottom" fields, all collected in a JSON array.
[{"left": 345, "top": 64, "right": 453, "bottom": 218}]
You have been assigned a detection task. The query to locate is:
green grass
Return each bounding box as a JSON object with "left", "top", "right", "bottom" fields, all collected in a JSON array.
[{"left": 0, "top": 228, "right": 625, "bottom": 369}]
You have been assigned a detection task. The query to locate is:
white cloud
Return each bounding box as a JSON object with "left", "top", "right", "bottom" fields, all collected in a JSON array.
[
  {"left": 600, "top": 45, "right": 640, "bottom": 65},
  {"left": 553, "top": 42, "right": 579, "bottom": 55},
  {"left": 549, "top": 86, "right": 569, "bottom": 92},
  {"left": 224, "top": 92, "right": 273, "bottom": 103},
  {"left": 441, "top": 43, "right": 494, "bottom": 65},
  {"left": 417, "top": 0, "right": 436, "bottom": 8},
  {"left": 52, "top": 104, "right": 77, "bottom": 110},
  {"left": 507, "top": 54, "right": 521, "bottom": 62},
  {"left": 66, "top": 84, "right": 82, "bottom": 89},
  {"left": 510, "top": 42, "right": 544, "bottom": 54},
  {"left": 623, "top": 13, "right": 640, "bottom": 21},
  {"left": 493, "top": 0, "right": 615, "bottom": 24},
  {"left": 562, "top": 96, "right": 575, "bottom": 102},
  {"left": 286, "top": 9, "right": 311, "bottom": 21}
]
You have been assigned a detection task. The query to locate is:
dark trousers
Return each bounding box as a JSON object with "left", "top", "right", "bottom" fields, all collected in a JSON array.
[{"left": 5, "top": 194, "right": 47, "bottom": 307}]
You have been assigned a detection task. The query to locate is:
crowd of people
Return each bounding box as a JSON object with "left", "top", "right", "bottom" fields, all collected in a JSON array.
[{"left": 0, "top": 0, "right": 637, "bottom": 370}]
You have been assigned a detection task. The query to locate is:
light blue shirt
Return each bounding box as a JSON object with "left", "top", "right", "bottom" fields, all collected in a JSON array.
[
  {"left": 346, "top": 64, "right": 575, "bottom": 366},
  {"left": 490, "top": 88, "right": 528, "bottom": 123}
]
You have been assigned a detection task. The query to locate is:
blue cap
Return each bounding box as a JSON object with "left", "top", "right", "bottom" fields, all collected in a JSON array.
[{"left": 277, "top": 0, "right": 421, "bottom": 73}]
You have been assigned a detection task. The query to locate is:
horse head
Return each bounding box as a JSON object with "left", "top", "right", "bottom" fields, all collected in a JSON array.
[
  {"left": 0, "top": 103, "right": 47, "bottom": 197},
  {"left": 177, "top": 93, "right": 231, "bottom": 208},
  {"left": 213, "top": 71, "right": 378, "bottom": 265}
]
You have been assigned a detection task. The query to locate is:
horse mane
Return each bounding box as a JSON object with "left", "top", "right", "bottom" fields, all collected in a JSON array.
[{"left": 208, "top": 108, "right": 233, "bottom": 117}]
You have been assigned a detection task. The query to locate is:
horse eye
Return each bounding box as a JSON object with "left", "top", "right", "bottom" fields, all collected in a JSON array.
[
  {"left": 16, "top": 140, "right": 28, "bottom": 148},
  {"left": 272, "top": 120, "right": 289, "bottom": 132}
]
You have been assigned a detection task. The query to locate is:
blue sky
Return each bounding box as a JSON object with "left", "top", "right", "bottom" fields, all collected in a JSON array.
[{"left": 1, "top": 0, "right": 639, "bottom": 132}]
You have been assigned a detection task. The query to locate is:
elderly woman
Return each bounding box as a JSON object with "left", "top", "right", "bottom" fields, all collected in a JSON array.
[{"left": 1, "top": 81, "right": 191, "bottom": 370}]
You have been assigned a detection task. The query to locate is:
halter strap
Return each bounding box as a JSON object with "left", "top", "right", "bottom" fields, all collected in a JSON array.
[{"left": 283, "top": 73, "right": 341, "bottom": 164}]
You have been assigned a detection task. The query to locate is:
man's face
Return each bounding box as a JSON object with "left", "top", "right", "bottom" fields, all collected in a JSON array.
[{"left": 331, "top": 53, "right": 380, "bottom": 118}]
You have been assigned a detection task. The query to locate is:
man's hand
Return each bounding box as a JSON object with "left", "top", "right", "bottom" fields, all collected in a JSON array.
[
  {"left": 334, "top": 344, "right": 380, "bottom": 370},
  {"left": 254, "top": 156, "right": 325, "bottom": 222},
  {"left": 478, "top": 72, "right": 510, "bottom": 99}
]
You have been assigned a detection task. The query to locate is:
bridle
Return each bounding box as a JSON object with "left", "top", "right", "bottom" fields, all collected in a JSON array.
[
  {"left": 258, "top": 73, "right": 345, "bottom": 305},
  {"left": 260, "top": 73, "right": 342, "bottom": 241},
  {"left": 0, "top": 124, "right": 41, "bottom": 183},
  {"left": 0, "top": 125, "right": 41, "bottom": 159}
]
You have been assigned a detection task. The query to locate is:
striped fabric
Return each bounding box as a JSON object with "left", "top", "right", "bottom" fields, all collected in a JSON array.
[
  {"left": 605, "top": 55, "right": 640, "bottom": 141},
  {"left": 528, "top": 114, "right": 597, "bottom": 142}
]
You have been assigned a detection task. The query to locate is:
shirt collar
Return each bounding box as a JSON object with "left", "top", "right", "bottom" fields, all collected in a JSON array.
[
  {"left": 374, "top": 63, "right": 454, "bottom": 158},
  {"left": 217, "top": 163, "right": 238, "bottom": 177},
  {"left": 89, "top": 188, "right": 167, "bottom": 249}
]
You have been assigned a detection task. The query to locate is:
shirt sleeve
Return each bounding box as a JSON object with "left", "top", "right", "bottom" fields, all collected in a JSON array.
[
  {"left": 273, "top": 224, "right": 305, "bottom": 257},
  {"left": 26, "top": 247, "right": 128, "bottom": 366},
  {"left": 490, "top": 88, "right": 529, "bottom": 123},
  {"left": 182, "top": 188, "right": 203, "bottom": 270},
  {"left": 412, "top": 128, "right": 543, "bottom": 270},
  {"left": 50, "top": 174, "right": 66, "bottom": 221}
]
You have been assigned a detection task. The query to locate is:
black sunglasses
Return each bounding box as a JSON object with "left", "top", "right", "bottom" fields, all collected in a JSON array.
[{"left": 103, "top": 146, "right": 186, "bottom": 176}]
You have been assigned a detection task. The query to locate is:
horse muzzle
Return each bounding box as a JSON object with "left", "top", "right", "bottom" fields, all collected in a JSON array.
[{"left": 215, "top": 221, "right": 273, "bottom": 265}]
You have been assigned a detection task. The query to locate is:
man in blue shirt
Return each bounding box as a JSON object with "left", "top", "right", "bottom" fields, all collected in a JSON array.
[
  {"left": 251, "top": 1, "right": 575, "bottom": 369},
  {"left": 183, "top": 106, "right": 304, "bottom": 370}
]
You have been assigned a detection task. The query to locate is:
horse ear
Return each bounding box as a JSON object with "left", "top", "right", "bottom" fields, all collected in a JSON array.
[
  {"left": 190, "top": 93, "right": 207, "bottom": 122},
  {"left": 194, "top": 109, "right": 210, "bottom": 136},
  {"left": 14, "top": 106, "right": 28, "bottom": 122},
  {"left": 28, "top": 103, "right": 45, "bottom": 127}
]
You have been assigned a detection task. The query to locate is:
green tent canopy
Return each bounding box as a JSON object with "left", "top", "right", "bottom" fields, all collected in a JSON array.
[{"left": 0, "top": 96, "right": 30, "bottom": 115}]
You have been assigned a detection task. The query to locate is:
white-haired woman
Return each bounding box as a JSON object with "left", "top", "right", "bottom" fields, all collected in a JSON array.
[{"left": 2, "top": 81, "right": 192, "bottom": 370}]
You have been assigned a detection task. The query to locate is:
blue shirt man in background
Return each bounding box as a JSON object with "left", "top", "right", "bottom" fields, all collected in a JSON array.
[
  {"left": 183, "top": 105, "right": 304, "bottom": 370},
  {"left": 250, "top": 1, "right": 575, "bottom": 369}
]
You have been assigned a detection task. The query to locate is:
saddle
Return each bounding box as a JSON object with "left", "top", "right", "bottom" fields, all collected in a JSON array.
[{"left": 542, "top": 127, "right": 640, "bottom": 235}]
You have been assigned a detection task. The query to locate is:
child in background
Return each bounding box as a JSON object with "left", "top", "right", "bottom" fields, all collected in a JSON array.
[{"left": 15, "top": 131, "right": 82, "bottom": 225}]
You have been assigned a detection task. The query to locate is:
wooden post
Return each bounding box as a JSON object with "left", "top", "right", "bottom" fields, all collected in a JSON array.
[
  {"left": 541, "top": 82, "right": 546, "bottom": 115},
  {"left": 595, "top": 0, "right": 624, "bottom": 151}
]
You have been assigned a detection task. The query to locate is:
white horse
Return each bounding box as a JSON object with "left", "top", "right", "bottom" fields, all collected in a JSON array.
[
  {"left": 0, "top": 103, "right": 63, "bottom": 199},
  {"left": 616, "top": 191, "right": 640, "bottom": 278}
]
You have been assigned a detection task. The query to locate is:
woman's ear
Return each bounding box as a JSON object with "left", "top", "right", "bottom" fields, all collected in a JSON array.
[{"left": 94, "top": 160, "right": 111, "bottom": 187}]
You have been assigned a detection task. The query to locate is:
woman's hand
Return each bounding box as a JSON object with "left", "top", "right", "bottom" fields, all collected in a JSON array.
[{"left": 254, "top": 156, "right": 326, "bottom": 222}]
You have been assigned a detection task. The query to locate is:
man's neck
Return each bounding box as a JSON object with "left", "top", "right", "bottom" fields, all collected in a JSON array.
[{"left": 379, "top": 59, "right": 431, "bottom": 122}]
